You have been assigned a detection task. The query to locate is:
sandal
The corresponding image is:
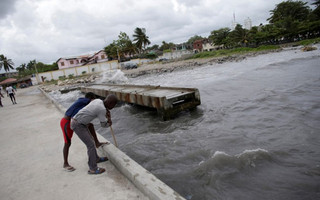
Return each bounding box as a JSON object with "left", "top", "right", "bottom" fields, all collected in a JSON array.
[
  {"left": 64, "top": 166, "right": 76, "bottom": 172},
  {"left": 88, "top": 167, "right": 105, "bottom": 175},
  {"left": 97, "top": 157, "right": 108, "bottom": 163}
]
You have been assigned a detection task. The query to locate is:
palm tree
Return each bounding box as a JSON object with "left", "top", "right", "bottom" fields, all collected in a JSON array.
[
  {"left": 0, "top": 54, "right": 15, "bottom": 72},
  {"left": 133, "top": 27, "right": 151, "bottom": 54}
]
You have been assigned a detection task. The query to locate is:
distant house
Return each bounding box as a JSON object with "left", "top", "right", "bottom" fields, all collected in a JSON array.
[
  {"left": 0, "top": 76, "right": 33, "bottom": 88},
  {"left": 193, "top": 40, "right": 203, "bottom": 53},
  {"left": 174, "top": 43, "right": 192, "bottom": 51},
  {"left": 57, "top": 50, "right": 108, "bottom": 69},
  {"left": 202, "top": 39, "right": 223, "bottom": 51},
  {"left": 193, "top": 39, "right": 223, "bottom": 53}
]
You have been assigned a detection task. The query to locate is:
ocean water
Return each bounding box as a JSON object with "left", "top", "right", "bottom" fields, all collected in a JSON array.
[{"left": 52, "top": 45, "right": 320, "bottom": 200}]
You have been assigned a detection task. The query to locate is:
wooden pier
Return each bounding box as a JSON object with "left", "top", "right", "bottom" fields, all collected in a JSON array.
[{"left": 80, "top": 84, "right": 201, "bottom": 120}]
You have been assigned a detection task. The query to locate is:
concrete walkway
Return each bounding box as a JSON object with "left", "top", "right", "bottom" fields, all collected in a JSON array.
[{"left": 0, "top": 86, "right": 148, "bottom": 200}]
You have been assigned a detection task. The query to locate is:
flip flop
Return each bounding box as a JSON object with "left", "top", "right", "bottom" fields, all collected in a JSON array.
[
  {"left": 88, "top": 167, "right": 105, "bottom": 175},
  {"left": 97, "top": 157, "right": 109, "bottom": 163},
  {"left": 96, "top": 142, "right": 110, "bottom": 148},
  {"left": 64, "top": 166, "right": 76, "bottom": 172}
]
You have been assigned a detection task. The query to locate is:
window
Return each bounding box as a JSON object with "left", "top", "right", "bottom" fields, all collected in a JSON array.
[
  {"left": 61, "top": 62, "right": 65, "bottom": 66},
  {"left": 70, "top": 60, "right": 74, "bottom": 64},
  {"left": 101, "top": 55, "right": 105, "bottom": 59}
]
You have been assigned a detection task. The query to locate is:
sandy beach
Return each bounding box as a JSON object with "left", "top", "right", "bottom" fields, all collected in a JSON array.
[{"left": 0, "top": 86, "right": 148, "bottom": 200}]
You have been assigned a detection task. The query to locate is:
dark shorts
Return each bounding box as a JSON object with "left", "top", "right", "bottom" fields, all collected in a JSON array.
[{"left": 60, "top": 118, "right": 73, "bottom": 144}]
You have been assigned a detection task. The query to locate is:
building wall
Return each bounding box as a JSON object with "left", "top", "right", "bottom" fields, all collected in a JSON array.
[{"left": 36, "top": 60, "right": 120, "bottom": 83}]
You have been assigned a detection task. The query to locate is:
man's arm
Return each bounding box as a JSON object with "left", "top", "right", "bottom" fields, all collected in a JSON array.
[{"left": 99, "top": 109, "right": 112, "bottom": 127}]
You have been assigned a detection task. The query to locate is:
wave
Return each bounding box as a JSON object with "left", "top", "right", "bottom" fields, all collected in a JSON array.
[
  {"left": 96, "top": 69, "right": 129, "bottom": 84},
  {"left": 196, "top": 148, "right": 271, "bottom": 173}
]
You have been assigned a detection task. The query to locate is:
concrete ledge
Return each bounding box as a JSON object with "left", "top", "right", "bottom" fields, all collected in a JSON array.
[{"left": 38, "top": 86, "right": 185, "bottom": 200}]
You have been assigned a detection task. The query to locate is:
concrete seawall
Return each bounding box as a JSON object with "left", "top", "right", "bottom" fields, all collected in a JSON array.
[
  {"left": 0, "top": 86, "right": 148, "bottom": 200},
  {"left": 39, "top": 87, "right": 185, "bottom": 200}
]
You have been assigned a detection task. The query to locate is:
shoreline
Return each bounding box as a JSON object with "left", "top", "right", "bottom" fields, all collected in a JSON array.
[
  {"left": 39, "top": 45, "right": 306, "bottom": 92},
  {"left": 123, "top": 48, "right": 283, "bottom": 78}
]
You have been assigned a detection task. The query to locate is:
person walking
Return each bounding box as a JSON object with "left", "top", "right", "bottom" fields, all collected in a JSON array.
[
  {"left": 0, "top": 92, "right": 4, "bottom": 107},
  {"left": 6, "top": 85, "right": 17, "bottom": 104},
  {"left": 60, "top": 92, "right": 108, "bottom": 172},
  {"left": 71, "top": 94, "right": 117, "bottom": 175}
]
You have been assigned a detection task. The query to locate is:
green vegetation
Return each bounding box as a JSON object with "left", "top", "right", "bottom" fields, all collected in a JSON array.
[
  {"left": 189, "top": 45, "right": 281, "bottom": 59},
  {"left": 15, "top": 60, "right": 58, "bottom": 78},
  {"left": 0, "top": 54, "right": 14, "bottom": 72},
  {"left": 59, "top": 75, "right": 66, "bottom": 80},
  {"left": 206, "top": 1, "right": 320, "bottom": 48},
  {"left": 133, "top": 27, "right": 151, "bottom": 54},
  {"left": 297, "top": 37, "right": 320, "bottom": 46},
  {"left": 163, "top": 49, "right": 172, "bottom": 53}
]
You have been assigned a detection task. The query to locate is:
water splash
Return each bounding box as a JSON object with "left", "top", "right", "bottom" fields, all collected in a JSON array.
[
  {"left": 97, "top": 69, "right": 128, "bottom": 84},
  {"left": 49, "top": 90, "right": 82, "bottom": 108}
]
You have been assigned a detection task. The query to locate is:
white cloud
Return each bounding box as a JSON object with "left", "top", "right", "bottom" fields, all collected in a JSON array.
[{"left": 1, "top": 0, "right": 304, "bottom": 72}]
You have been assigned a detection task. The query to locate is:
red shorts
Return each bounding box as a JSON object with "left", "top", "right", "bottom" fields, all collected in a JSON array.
[{"left": 60, "top": 118, "right": 73, "bottom": 144}]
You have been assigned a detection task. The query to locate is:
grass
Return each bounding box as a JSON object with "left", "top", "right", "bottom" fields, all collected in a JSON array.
[
  {"left": 188, "top": 45, "right": 280, "bottom": 59},
  {"left": 297, "top": 37, "right": 320, "bottom": 46}
]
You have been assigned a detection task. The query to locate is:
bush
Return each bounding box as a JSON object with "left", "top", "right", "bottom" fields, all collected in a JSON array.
[
  {"left": 59, "top": 75, "right": 66, "bottom": 80},
  {"left": 68, "top": 74, "right": 74, "bottom": 79},
  {"left": 298, "top": 38, "right": 320, "bottom": 46},
  {"left": 188, "top": 45, "right": 281, "bottom": 59}
]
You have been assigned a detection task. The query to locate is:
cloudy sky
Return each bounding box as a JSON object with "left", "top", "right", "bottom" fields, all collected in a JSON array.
[{"left": 0, "top": 0, "right": 314, "bottom": 72}]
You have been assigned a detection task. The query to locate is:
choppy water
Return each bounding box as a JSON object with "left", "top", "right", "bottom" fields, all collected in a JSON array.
[{"left": 52, "top": 45, "right": 320, "bottom": 200}]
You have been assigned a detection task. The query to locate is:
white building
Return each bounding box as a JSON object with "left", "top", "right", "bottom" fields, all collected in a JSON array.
[{"left": 244, "top": 17, "right": 252, "bottom": 30}]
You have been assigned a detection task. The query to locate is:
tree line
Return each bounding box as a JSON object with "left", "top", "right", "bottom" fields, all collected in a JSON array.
[
  {"left": 1, "top": 0, "right": 319, "bottom": 76},
  {"left": 208, "top": 0, "right": 320, "bottom": 48}
]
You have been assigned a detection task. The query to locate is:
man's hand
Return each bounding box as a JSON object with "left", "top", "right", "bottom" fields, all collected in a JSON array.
[{"left": 107, "top": 120, "right": 112, "bottom": 126}]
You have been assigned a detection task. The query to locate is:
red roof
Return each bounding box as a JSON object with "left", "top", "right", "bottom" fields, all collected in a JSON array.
[{"left": 0, "top": 78, "right": 17, "bottom": 85}]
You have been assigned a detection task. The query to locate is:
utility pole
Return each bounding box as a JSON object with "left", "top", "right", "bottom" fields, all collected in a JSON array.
[
  {"left": 117, "top": 48, "right": 121, "bottom": 69},
  {"left": 34, "top": 61, "right": 40, "bottom": 84}
]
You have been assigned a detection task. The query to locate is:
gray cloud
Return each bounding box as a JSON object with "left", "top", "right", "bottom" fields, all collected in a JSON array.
[
  {"left": 1, "top": 0, "right": 306, "bottom": 72},
  {"left": 0, "top": 0, "right": 18, "bottom": 19}
]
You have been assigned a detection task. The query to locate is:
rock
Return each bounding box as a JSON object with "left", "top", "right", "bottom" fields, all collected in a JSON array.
[{"left": 301, "top": 46, "right": 317, "bottom": 52}]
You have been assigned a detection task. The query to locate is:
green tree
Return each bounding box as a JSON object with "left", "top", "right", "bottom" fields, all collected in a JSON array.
[
  {"left": 229, "top": 24, "right": 250, "bottom": 47},
  {"left": 104, "top": 32, "right": 137, "bottom": 61},
  {"left": 186, "top": 35, "right": 203, "bottom": 45},
  {"left": 16, "top": 63, "right": 26, "bottom": 73},
  {"left": 268, "top": 0, "right": 310, "bottom": 23},
  {"left": 268, "top": 0, "right": 311, "bottom": 40},
  {"left": 117, "top": 32, "right": 137, "bottom": 58},
  {"left": 0, "top": 54, "right": 14, "bottom": 72},
  {"left": 26, "top": 60, "right": 36, "bottom": 71},
  {"left": 159, "top": 41, "right": 175, "bottom": 51},
  {"left": 310, "top": 0, "right": 320, "bottom": 20},
  {"left": 133, "top": 27, "right": 151, "bottom": 54},
  {"left": 104, "top": 41, "right": 118, "bottom": 60},
  {"left": 208, "top": 28, "right": 230, "bottom": 46}
]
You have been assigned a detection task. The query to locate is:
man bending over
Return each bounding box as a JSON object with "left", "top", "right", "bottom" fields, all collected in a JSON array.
[
  {"left": 60, "top": 92, "right": 107, "bottom": 172},
  {"left": 71, "top": 94, "right": 117, "bottom": 174}
]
